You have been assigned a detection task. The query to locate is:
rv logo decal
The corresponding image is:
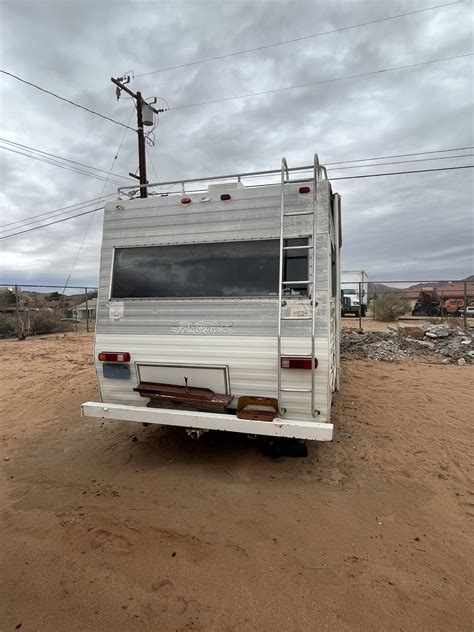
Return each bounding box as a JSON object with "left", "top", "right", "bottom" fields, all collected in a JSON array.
[{"left": 172, "top": 321, "right": 233, "bottom": 335}]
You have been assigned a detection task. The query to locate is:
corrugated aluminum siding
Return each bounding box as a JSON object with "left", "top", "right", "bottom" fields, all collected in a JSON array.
[
  {"left": 95, "top": 334, "right": 331, "bottom": 422},
  {"left": 96, "top": 181, "right": 332, "bottom": 337},
  {"left": 94, "top": 180, "right": 336, "bottom": 422}
]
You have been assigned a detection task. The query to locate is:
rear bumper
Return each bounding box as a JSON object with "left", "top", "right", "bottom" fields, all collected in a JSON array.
[{"left": 81, "top": 401, "right": 333, "bottom": 441}]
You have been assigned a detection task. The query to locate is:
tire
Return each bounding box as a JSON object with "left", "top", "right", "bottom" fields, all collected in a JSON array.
[{"left": 261, "top": 437, "right": 308, "bottom": 458}]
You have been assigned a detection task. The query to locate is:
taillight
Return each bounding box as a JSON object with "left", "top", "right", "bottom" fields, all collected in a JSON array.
[
  {"left": 220, "top": 193, "right": 231, "bottom": 201},
  {"left": 181, "top": 197, "right": 191, "bottom": 204},
  {"left": 98, "top": 352, "right": 131, "bottom": 362},
  {"left": 280, "top": 356, "right": 318, "bottom": 369},
  {"left": 299, "top": 186, "right": 310, "bottom": 194}
]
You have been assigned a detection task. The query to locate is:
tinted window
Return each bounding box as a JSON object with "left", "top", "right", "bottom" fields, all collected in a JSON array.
[
  {"left": 112, "top": 240, "right": 283, "bottom": 298},
  {"left": 283, "top": 238, "right": 309, "bottom": 295}
]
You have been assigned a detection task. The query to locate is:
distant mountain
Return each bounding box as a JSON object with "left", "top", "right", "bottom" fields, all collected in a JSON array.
[
  {"left": 407, "top": 275, "right": 473, "bottom": 289},
  {"left": 406, "top": 282, "right": 443, "bottom": 289},
  {"left": 368, "top": 283, "right": 400, "bottom": 295}
]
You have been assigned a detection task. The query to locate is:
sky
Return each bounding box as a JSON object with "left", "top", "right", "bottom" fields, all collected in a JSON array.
[{"left": 0, "top": 0, "right": 473, "bottom": 288}]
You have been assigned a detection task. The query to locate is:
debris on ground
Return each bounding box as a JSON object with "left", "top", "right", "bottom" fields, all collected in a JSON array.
[{"left": 341, "top": 323, "right": 473, "bottom": 363}]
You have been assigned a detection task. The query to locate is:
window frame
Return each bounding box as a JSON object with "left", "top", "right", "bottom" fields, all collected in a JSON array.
[{"left": 108, "top": 237, "right": 311, "bottom": 301}]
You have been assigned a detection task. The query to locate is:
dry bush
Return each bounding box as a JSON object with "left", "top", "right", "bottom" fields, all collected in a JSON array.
[
  {"left": 0, "top": 314, "right": 17, "bottom": 338},
  {"left": 374, "top": 294, "right": 409, "bottom": 322},
  {"left": 27, "top": 310, "right": 73, "bottom": 335},
  {"left": 0, "top": 310, "right": 73, "bottom": 338}
]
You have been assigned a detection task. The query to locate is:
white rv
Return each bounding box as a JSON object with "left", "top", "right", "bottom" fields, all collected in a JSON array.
[{"left": 81, "top": 155, "right": 341, "bottom": 442}]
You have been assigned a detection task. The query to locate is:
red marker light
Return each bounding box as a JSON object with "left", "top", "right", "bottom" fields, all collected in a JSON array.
[
  {"left": 299, "top": 186, "right": 310, "bottom": 194},
  {"left": 98, "top": 352, "right": 131, "bottom": 362},
  {"left": 181, "top": 197, "right": 191, "bottom": 204},
  {"left": 280, "top": 357, "right": 318, "bottom": 369},
  {"left": 220, "top": 193, "right": 231, "bottom": 201}
]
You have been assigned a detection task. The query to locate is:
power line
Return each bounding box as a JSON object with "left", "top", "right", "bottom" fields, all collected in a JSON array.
[
  {"left": 0, "top": 195, "right": 116, "bottom": 232},
  {"left": 327, "top": 153, "right": 473, "bottom": 171},
  {"left": 325, "top": 145, "right": 474, "bottom": 166},
  {"left": 0, "top": 144, "right": 128, "bottom": 187},
  {"left": 5, "top": 147, "right": 468, "bottom": 233},
  {"left": 146, "top": 145, "right": 159, "bottom": 182},
  {"left": 1, "top": 145, "right": 464, "bottom": 232},
  {"left": 331, "top": 164, "right": 473, "bottom": 181},
  {"left": 58, "top": 107, "right": 135, "bottom": 297},
  {"left": 0, "top": 205, "right": 106, "bottom": 240},
  {"left": 172, "top": 53, "right": 473, "bottom": 110},
  {"left": 0, "top": 138, "right": 133, "bottom": 181},
  {"left": 1, "top": 109, "right": 133, "bottom": 237},
  {"left": 1, "top": 163, "right": 472, "bottom": 240},
  {"left": 0, "top": 69, "right": 136, "bottom": 132},
  {"left": 135, "top": 1, "right": 463, "bottom": 77},
  {"left": 1, "top": 195, "right": 114, "bottom": 229},
  {"left": 239, "top": 154, "right": 474, "bottom": 181}
]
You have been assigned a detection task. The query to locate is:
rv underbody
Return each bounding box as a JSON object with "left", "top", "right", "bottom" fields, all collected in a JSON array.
[{"left": 82, "top": 155, "right": 341, "bottom": 442}]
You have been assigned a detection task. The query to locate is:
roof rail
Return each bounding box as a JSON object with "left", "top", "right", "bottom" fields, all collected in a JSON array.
[{"left": 117, "top": 155, "right": 329, "bottom": 198}]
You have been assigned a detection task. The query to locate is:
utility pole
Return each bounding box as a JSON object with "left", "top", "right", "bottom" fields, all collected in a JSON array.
[{"left": 111, "top": 76, "right": 166, "bottom": 199}]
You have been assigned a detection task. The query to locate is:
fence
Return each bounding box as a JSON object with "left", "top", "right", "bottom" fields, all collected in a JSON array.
[
  {"left": 1, "top": 280, "right": 472, "bottom": 340},
  {"left": 0, "top": 284, "right": 98, "bottom": 340},
  {"left": 341, "top": 279, "right": 473, "bottom": 331}
]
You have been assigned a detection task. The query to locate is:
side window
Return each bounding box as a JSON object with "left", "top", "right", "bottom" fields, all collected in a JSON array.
[
  {"left": 111, "top": 240, "right": 281, "bottom": 298},
  {"left": 283, "top": 238, "right": 309, "bottom": 296}
]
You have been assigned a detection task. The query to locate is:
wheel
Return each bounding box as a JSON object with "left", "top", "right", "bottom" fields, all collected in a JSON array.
[{"left": 261, "top": 438, "right": 308, "bottom": 458}]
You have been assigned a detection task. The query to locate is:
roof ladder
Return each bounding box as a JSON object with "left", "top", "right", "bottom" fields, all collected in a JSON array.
[{"left": 277, "top": 154, "right": 323, "bottom": 418}]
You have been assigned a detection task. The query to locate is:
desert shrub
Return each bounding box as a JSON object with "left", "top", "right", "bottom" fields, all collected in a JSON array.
[
  {"left": 374, "top": 294, "right": 409, "bottom": 321},
  {"left": 0, "top": 310, "right": 73, "bottom": 338},
  {"left": 28, "top": 310, "right": 73, "bottom": 335},
  {"left": 0, "top": 289, "right": 16, "bottom": 306},
  {"left": 0, "top": 314, "right": 17, "bottom": 338}
]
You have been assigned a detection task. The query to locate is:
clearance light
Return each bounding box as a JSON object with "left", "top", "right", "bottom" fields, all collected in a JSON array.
[
  {"left": 98, "top": 352, "right": 131, "bottom": 362},
  {"left": 220, "top": 193, "right": 231, "bottom": 201},
  {"left": 299, "top": 186, "right": 310, "bottom": 194},
  {"left": 280, "top": 356, "right": 318, "bottom": 369},
  {"left": 181, "top": 197, "right": 192, "bottom": 204}
]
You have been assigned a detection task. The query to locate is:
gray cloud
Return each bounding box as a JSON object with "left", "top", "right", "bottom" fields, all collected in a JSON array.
[{"left": 0, "top": 0, "right": 472, "bottom": 287}]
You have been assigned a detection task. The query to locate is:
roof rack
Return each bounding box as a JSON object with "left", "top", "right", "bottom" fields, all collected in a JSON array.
[{"left": 117, "top": 154, "right": 328, "bottom": 198}]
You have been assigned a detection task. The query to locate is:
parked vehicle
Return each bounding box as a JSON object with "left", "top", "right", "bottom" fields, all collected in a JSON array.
[
  {"left": 81, "top": 156, "right": 341, "bottom": 442},
  {"left": 341, "top": 271, "right": 368, "bottom": 317},
  {"left": 412, "top": 289, "right": 441, "bottom": 316},
  {"left": 459, "top": 305, "right": 474, "bottom": 317},
  {"left": 442, "top": 298, "right": 465, "bottom": 316}
]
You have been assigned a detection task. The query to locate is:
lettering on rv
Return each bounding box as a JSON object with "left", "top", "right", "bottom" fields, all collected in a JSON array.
[{"left": 172, "top": 321, "right": 233, "bottom": 334}]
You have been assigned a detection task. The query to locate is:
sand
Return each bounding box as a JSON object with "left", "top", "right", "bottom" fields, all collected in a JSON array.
[{"left": 1, "top": 333, "right": 473, "bottom": 631}]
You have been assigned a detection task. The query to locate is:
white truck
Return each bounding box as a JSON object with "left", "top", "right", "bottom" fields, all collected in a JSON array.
[
  {"left": 341, "top": 270, "right": 369, "bottom": 317},
  {"left": 81, "top": 155, "right": 341, "bottom": 442}
]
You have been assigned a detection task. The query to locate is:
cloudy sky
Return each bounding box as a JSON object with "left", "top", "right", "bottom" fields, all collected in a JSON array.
[{"left": 0, "top": 0, "right": 473, "bottom": 288}]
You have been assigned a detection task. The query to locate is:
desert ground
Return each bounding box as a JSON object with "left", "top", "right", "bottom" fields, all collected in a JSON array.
[{"left": 1, "top": 332, "right": 472, "bottom": 631}]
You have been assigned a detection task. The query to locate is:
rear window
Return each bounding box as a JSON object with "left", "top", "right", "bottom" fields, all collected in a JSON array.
[{"left": 111, "top": 239, "right": 308, "bottom": 299}]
